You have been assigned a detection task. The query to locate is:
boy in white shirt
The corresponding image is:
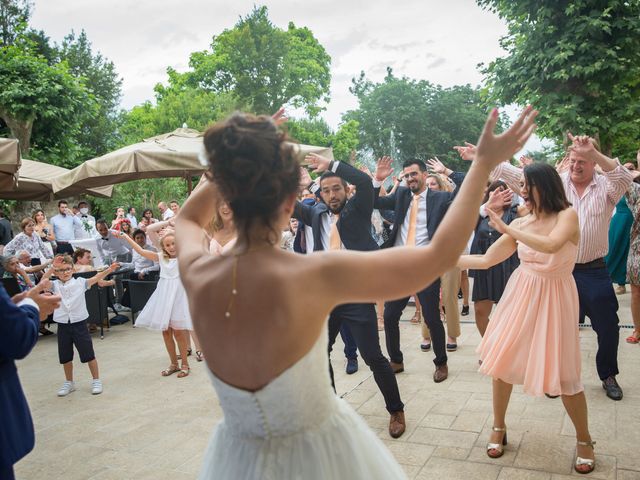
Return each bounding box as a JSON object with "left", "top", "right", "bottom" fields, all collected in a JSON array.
[{"left": 44, "top": 255, "right": 119, "bottom": 396}]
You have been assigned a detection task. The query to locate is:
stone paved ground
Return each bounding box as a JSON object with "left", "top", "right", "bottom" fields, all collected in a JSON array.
[{"left": 13, "top": 292, "right": 640, "bottom": 480}]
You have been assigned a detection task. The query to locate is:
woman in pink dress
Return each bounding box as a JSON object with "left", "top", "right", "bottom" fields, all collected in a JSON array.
[{"left": 458, "top": 162, "right": 595, "bottom": 474}]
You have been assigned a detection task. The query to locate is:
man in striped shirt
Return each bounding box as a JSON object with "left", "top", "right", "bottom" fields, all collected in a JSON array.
[{"left": 459, "top": 135, "right": 632, "bottom": 401}]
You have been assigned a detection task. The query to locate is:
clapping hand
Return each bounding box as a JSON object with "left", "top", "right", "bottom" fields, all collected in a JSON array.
[
  {"left": 374, "top": 156, "right": 394, "bottom": 182},
  {"left": 475, "top": 106, "right": 538, "bottom": 171},
  {"left": 305, "top": 153, "right": 332, "bottom": 174},
  {"left": 453, "top": 142, "right": 477, "bottom": 161},
  {"left": 487, "top": 208, "right": 509, "bottom": 235}
]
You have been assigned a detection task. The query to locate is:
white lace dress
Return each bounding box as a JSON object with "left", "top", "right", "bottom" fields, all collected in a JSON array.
[
  {"left": 199, "top": 325, "right": 407, "bottom": 479},
  {"left": 134, "top": 255, "right": 192, "bottom": 331}
]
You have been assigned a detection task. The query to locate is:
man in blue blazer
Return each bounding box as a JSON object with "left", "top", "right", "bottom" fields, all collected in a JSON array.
[
  {"left": 1, "top": 282, "right": 60, "bottom": 479},
  {"left": 373, "top": 157, "right": 464, "bottom": 383},
  {"left": 294, "top": 154, "right": 406, "bottom": 438}
]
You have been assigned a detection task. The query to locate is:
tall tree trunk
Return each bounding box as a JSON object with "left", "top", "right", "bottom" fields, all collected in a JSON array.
[{"left": 0, "top": 109, "right": 33, "bottom": 157}]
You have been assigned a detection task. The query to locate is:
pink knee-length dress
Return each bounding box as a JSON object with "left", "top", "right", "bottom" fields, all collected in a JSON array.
[{"left": 477, "top": 241, "right": 583, "bottom": 397}]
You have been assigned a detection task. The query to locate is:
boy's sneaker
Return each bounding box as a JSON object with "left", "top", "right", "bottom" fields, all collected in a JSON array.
[
  {"left": 57, "top": 381, "right": 76, "bottom": 397},
  {"left": 91, "top": 379, "right": 103, "bottom": 395}
]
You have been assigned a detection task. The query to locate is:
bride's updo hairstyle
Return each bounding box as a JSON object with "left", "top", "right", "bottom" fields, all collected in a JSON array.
[{"left": 203, "top": 112, "right": 300, "bottom": 242}]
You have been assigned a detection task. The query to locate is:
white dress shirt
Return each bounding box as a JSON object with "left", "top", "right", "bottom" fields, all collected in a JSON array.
[
  {"left": 320, "top": 212, "right": 343, "bottom": 250},
  {"left": 395, "top": 189, "right": 430, "bottom": 247},
  {"left": 126, "top": 214, "right": 138, "bottom": 228},
  {"left": 74, "top": 213, "right": 97, "bottom": 239},
  {"left": 51, "top": 277, "right": 89, "bottom": 324},
  {"left": 95, "top": 231, "right": 131, "bottom": 263},
  {"left": 130, "top": 245, "right": 159, "bottom": 274},
  {"left": 304, "top": 225, "right": 314, "bottom": 255},
  {"left": 162, "top": 209, "right": 175, "bottom": 220}
]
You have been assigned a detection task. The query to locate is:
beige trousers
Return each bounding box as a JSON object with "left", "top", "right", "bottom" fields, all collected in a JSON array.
[{"left": 422, "top": 267, "right": 461, "bottom": 340}]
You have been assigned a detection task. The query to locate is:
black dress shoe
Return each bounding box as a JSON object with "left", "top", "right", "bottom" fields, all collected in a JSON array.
[
  {"left": 544, "top": 393, "right": 559, "bottom": 399},
  {"left": 346, "top": 358, "right": 358, "bottom": 375},
  {"left": 461, "top": 305, "right": 469, "bottom": 316},
  {"left": 602, "top": 376, "right": 623, "bottom": 400}
]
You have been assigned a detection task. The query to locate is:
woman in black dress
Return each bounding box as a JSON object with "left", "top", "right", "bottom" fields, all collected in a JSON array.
[{"left": 469, "top": 181, "right": 526, "bottom": 335}]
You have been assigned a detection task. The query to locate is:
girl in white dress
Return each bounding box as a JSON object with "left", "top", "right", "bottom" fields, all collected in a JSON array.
[
  {"left": 176, "top": 108, "right": 538, "bottom": 479},
  {"left": 120, "top": 219, "right": 193, "bottom": 378}
]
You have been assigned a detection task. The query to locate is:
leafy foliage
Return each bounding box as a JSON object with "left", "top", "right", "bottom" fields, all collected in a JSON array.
[
  {"left": 164, "top": 6, "right": 331, "bottom": 116},
  {"left": 0, "top": 0, "right": 31, "bottom": 47},
  {"left": 349, "top": 68, "right": 495, "bottom": 171},
  {"left": 477, "top": 0, "right": 640, "bottom": 155}
]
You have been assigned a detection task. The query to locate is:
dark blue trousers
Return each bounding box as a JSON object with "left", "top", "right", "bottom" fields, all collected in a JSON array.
[
  {"left": 340, "top": 324, "right": 357, "bottom": 360},
  {"left": 573, "top": 267, "right": 620, "bottom": 380},
  {"left": 384, "top": 279, "right": 447, "bottom": 367},
  {"left": 0, "top": 465, "right": 15, "bottom": 480},
  {"left": 328, "top": 303, "right": 404, "bottom": 413}
]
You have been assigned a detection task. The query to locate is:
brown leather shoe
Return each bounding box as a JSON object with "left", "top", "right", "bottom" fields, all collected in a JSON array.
[
  {"left": 433, "top": 364, "right": 448, "bottom": 383},
  {"left": 390, "top": 361, "right": 404, "bottom": 374},
  {"left": 389, "top": 411, "right": 406, "bottom": 438}
]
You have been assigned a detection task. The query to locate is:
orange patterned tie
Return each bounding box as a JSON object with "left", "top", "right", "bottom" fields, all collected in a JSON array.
[
  {"left": 329, "top": 214, "right": 341, "bottom": 250},
  {"left": 405, "top": 194, "right": 420, "bottom": 246}
]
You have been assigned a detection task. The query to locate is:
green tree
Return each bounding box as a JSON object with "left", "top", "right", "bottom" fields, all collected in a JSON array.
[
  {"left": 56, "top": 30, "right": 123, "bottom": 159},
  {"left": 168, "top": 6, "right": 331, "bottom": 116},
  {"left": 0, "top": 43, "right": 97, "bottom": 160},
  {"left": 332, "top": 119, "right": 359, "bottom": 163},
  {"left": 477, "top": 0, "right": 640, "bottom": 155},
  {"left": 118, "top": 87, "right": 241, "bottom": 146},
  {"left": 286, "top": 117, "right": 333, "bottom": 147},
  {"left": 0, "top": 0, "right": 31, "bottom": 46},
  {"left": 349, "top": 68, "right": 493, "bottom": 172}
]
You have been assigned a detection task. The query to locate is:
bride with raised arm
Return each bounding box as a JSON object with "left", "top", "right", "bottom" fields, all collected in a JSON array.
[{"left": 176, "top": 107, "right": 537, "bottom": 479}]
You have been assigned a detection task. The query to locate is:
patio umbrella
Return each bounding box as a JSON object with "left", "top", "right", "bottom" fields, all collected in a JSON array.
[
  {"left": 0, "top": 137, "right": 21, "bottom": 191},
  {"left": 0, "top": 159, "right": 113, "bottom": 201},
  {"left": 51, "top": 127, "right": 334, "bottom": 196}
]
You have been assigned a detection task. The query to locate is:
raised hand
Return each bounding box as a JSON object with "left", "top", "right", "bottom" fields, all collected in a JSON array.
[
  {"left": 567, "top": 133, "right": 597, "bottom": 159},
  {"left": 475, "top": 106, "right": 538, "bottom": 171},
  {"left": 359, "top": 164, "right": 374, "bottom": 178},
  {"left": 28, "top": 279, "right": 61, "bottom": 320},
  {"left": 487, "top": 208, "right": 509, "bottom": 235},
  {"left": 453, "top": 142, "right": 477, "bottom": 161},
  {"left": 486, "top": 188, "right": 513, "bottom": 213},
  {"left": 305, "top": 153, "right": 332, "bottom": 174},
  {"left": 375, "top": 156, "right": 394, "bottom": 182},
  {"left": 426, "top": 157, "right": 449, "bottom": 175},
  {"left": 517, "top": 155, "right": 533, "bottom": 168},
  {"left": 271, "top": 107, "right": 288, "bottom": 127},
  {"left": 299, "top": 166, "right": 313, "bottom": 188}
]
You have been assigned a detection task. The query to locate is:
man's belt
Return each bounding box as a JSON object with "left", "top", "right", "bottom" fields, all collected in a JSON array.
[{"left": 574, "top": 257, "right": 606, "bottom": 270}]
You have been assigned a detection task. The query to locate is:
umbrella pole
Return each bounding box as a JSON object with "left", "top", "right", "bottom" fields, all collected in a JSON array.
[{"left": 187, "top": 176, "right": 193, "bottom": 195}]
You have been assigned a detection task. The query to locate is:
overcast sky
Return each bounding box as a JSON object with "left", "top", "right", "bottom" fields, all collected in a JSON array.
[{"left": 29, "top": 0, "right": 543, "bottom": 152}]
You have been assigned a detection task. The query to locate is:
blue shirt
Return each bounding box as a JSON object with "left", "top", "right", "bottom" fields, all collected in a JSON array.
[{"left": 50, "top": 214, "right": 81, "bottom": 242}]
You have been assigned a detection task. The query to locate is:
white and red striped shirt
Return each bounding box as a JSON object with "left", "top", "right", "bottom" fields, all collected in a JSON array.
[{"left": 491, "top": 161, "right": 633, "bottom": 263}]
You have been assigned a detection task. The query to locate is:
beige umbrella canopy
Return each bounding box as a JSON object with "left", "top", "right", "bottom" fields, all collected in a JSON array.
[
  {"left": 52, "top": 127, "right": 334, "bottom": 196},
  {"left": 0, "top": 159, "right": 114, "bottom": 201},
  {"left": 0, "top": 137, "right": 21, "bottom": 191}
]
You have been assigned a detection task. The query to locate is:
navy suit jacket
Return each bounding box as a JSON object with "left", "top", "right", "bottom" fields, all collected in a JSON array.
[
  {"left": 374, "top": 172, "right": 465, "bottom": 248},
  {"left": 293, "top": 161, "right": 379, "bottom": 252},
  {"left": 0, "top": 285, "right": 39, "bottom": 469}
]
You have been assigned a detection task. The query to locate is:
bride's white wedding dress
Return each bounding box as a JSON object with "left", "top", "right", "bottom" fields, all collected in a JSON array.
[{"left": 199, "top": 325, "right": 407, "bottom": 479}]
